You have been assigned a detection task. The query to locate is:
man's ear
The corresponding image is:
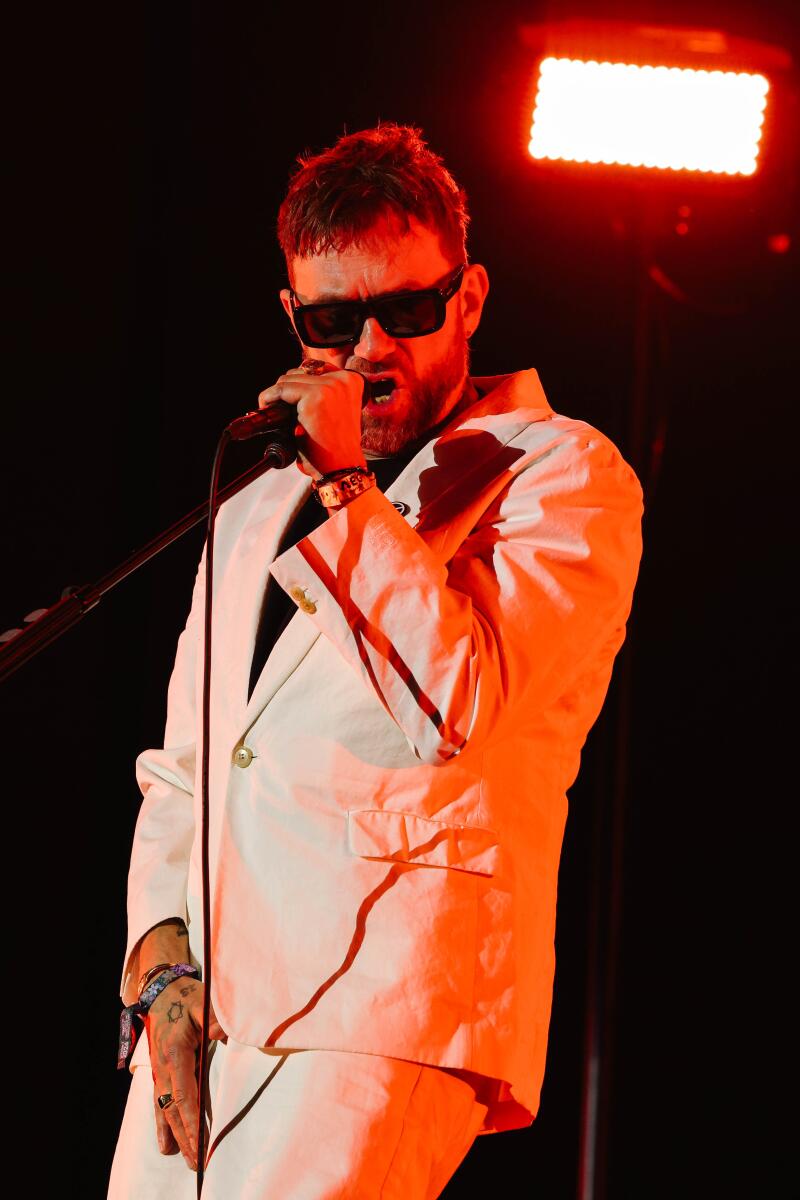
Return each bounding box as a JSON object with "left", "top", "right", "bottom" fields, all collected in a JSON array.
[{"left": 460, "top": 264, "right": 490, "bottom": 339}]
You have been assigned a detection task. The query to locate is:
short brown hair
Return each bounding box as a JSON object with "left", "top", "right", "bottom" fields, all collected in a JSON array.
[{"left": 277, "top": 123, "right": 470, "bottom": 276}]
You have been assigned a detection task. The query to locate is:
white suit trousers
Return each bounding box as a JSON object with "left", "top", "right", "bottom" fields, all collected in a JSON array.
[{"left": 107, "top": 1041, "right": 489, "bottom": 1199}]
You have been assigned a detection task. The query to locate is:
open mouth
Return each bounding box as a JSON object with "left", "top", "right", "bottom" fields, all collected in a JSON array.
[{"left": 365, "top": 378, "right": 396, "bottom": 406}]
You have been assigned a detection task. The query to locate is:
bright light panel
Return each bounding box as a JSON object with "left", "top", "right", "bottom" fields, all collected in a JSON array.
[{"left": 529, "top": 57, "right": 769, "bottom": 175}]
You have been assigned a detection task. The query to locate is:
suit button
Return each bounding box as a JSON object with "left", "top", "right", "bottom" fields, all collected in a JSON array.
[
  {"left": 232, "top": 744, "right": 254, "bottom": 768},
  {"left": 289, "top": 584, "right": 317, "bottom": 615}
]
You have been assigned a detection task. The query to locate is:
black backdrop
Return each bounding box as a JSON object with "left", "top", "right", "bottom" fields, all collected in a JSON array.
[{"left": 4, "top": 1, "right": 797, "bottom": 1196}]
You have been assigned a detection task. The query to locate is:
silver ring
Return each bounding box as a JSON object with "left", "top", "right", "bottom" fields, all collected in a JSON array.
[
  {"left": 300, "top": 358, "right": 328, "bottom": 376},
  {"left": 157, "top": 1092, "right": 175, "bottom": 1110}
]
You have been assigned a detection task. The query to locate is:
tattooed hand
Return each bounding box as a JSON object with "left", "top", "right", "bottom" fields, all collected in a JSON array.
[{"left": 145, "top": 977, "right": 227, "bottom": 1171}]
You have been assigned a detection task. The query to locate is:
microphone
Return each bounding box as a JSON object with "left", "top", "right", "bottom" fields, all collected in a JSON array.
[
  {"left": 226, "top": 376, "right": 391, "bottom": 442},
  {"left": 226, "top": 402, "right": 296, "bottom": 442}
]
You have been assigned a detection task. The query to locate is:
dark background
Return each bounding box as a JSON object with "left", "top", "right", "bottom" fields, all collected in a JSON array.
[{"left": 4, "top": 1, "right": 797, "bottom": 1196}]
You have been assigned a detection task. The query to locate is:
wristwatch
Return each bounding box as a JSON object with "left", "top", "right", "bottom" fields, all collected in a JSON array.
[{"left": 312, "top": 467, "right": 377, "bottom": 508}]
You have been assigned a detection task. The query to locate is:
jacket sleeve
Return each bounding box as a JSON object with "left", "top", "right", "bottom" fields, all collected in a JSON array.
[
  {"left": 269, "top": 432, "right": 643, "bottom": 767},
  {"left": 119, "top": 549, "right": 205, "bottom": 1005}
]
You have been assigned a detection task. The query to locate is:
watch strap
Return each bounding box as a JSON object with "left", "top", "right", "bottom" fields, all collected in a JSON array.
[{"left": 312, "top": 468, "right": 377, "bottom": 508}]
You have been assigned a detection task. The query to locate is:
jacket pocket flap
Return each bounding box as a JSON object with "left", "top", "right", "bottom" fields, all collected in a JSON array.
[{"left": 347, "top": 808, "right": 499, "bottom": 876}]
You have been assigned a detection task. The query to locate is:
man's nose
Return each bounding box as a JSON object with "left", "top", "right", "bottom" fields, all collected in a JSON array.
[{"left": 353, "top": 316, "right": 396, "bottom": 360}]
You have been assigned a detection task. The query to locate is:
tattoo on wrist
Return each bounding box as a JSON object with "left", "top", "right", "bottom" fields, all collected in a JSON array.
[{"left": 179, "top": 984, "right": 197, "bottom": 998}]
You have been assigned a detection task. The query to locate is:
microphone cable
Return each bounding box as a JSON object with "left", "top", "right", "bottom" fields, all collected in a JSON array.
[{"left": 196, "top": 409, "right": 296, "bottom": 1195}]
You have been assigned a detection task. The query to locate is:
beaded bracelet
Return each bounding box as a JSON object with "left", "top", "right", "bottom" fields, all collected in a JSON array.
[{"left": 117, "top": 963, "right": 200, "bottom": 1070}]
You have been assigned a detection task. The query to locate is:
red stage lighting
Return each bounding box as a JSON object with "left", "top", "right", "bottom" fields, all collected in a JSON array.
[
  {"left": 519, "top": 20, "right": 794, "bottom": 182},
  {"left": 515, "top": 21, "right": 797, "bottom": 1200},
  {"left": 529, "top": 57, "right": 769, "bottom": 176}
]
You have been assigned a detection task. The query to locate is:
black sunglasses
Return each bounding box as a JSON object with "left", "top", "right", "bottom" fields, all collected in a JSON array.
[{"left": 289, "top": 263, "right": 466, "bottom": 349}]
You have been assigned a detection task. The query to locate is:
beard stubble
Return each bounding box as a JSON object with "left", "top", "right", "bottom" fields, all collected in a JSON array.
[{"left": 354, "top": 330, "right": 471, "bottom": 457}]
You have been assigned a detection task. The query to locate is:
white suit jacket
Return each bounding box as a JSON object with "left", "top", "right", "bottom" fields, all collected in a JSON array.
[{"left": 121, "top": 369, "right": 643, "bottom": 1131}]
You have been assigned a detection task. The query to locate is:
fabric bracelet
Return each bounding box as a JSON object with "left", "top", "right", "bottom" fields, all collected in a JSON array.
[
  {"left": 137, "top": 961, "right": 171, "bottom": 997},
  {"left": 117, "top": 963, "right": 200, "bottom": 1070}
]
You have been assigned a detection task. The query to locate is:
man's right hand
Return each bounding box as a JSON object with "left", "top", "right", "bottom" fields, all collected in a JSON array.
[{"left": 146, "top": 975, "right": 226, "bottom": 1171}]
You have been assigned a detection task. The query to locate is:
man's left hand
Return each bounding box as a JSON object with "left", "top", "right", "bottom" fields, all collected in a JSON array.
[{"left": 257, "top": 363, "right": 367, "bottom": 479}]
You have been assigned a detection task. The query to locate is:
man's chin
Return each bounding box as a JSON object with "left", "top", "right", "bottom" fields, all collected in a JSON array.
[
  {"left": 361, "top": 424, "right": 416, "bottom": 457},
  {"left": 361, "top": 398, "right": 428, "bottom": 457}
]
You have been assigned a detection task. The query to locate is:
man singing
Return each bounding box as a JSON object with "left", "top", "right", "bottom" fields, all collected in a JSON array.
[{"left": 108, "top": 123, "right": 643, "bottom": 1198}]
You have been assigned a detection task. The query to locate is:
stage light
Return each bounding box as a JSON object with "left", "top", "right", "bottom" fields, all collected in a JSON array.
[
  {"left": 519, "top": 20, "right": 795, "bottom": 182},
  {"left": 516, "top": 23, "right": 797, "bottom": 1200},
  {"left": 529, "top": 57, "right": 769, "bottom": 176}
]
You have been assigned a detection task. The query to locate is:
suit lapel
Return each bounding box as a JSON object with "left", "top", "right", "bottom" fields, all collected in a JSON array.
[
  {"left": 237, "top": 370, "right": 553, "bottom": 733},
  {"left": 213, "top": 467, "right": 314, "bottom": 731},
  {"left": 243, "top": 599, "right": 321, "bottom": 731},
  {"left": 383, "top": 371, "right": 553, "bottom": 558}
]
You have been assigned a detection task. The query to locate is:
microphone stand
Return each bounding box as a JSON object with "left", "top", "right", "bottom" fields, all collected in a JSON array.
[
  {"left": 0, "top": 405, "right": 296, "bottom": 684},
  {"left": 4, "top": 379, "right": 366, "bottom": 1193},
  {"left": 2, "top": 399, "right": 296, "bottom": 1196}
]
